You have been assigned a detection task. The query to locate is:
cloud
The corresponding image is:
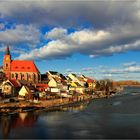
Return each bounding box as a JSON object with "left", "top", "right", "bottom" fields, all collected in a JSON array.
[
  {"left": 0, "top": 0, "right": 140, "bottom": 62},
  {"left": 45, "top": 27, "right": 67, "bottom": 40},
  {"left": 0, "top": 1, "right": 139, "bottom": 28},
  {"left": 0, "top": 24, "right": 40, "bottom": 45},
  {"left": 82, "top": 67, "right": 93, "bottom": 71},
  {"left": 16, "top": 24, "right": 140, "bottom": 60},
  {"left": 123, "top": 61, "right": 136, "bottom": 67}
]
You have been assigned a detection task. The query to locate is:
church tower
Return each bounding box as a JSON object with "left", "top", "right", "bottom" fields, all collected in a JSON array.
[{"left": 3, "top": 46, "right": 12, "bottom": 79}]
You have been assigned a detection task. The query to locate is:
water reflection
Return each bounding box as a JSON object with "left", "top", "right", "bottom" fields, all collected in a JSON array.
[
  {"left": 0, "top": 112, "right": 38, "bottom": 138},
  {"left": 60, "top": 100, "right": 90, "bottom": 112},
  {"left": 0, "top": 87, "right": 140, "bottom": 139},
  {"left": 0, "top": 101, "right": 89, "bottom": 139}
]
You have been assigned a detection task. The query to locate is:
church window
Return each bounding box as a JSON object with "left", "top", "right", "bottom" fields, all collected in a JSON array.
[
  {"left": 15, "top": 73, "right": 18, "bottom": 79},
  {"left": 27, "top": 67, "right": 30, "bottom": 69},
  {"left": 15, "top": 66, "right": 18, "bottom": 69},
  {"left": 12, "top": 74, "right": 14, "bottom": 78},
  {"left": 22, "top": 67, "right": 24, "bottom": 69}
]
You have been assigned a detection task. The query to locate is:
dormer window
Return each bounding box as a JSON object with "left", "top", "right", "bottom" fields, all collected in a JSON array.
[
  {"left": 27, "top": 67, "right": 30, "bottom": 69},
  {"left": 22, "top": 67, "right": 24, "bottom": 69},
  {"left": 15, "top": 66, "right": 18, "bottom": 69}
]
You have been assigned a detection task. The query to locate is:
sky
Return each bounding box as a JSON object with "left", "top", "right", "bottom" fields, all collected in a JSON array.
[{"left": 0, "top": 0, "right": 140, "bottom": 81}]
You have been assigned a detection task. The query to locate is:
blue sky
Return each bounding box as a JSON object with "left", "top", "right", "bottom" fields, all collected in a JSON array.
[{"left": 0, "top": 0, "right": 140, "bottom": 81}]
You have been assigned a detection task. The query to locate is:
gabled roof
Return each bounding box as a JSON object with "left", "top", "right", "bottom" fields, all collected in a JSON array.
[
  {"left": 11, "top": 60, "right": 39, "bottom": 73},
  {"left": 48, "top": 71, "right": 58, "bottom": 75},
  {"left": 7, "top": 79, "right": 21, "bottom": 87},
  {"left": 23, "top": 85, "right": 36, "bottom": 92},
  {"left": 59, "top": 73, "right": 67, "bottom": 80},
  {"left": 70, "top": 73, "right": 77, "bottom": 77},
  {"left": 87, "top": 78, "right": 94, "bottom": 83}
]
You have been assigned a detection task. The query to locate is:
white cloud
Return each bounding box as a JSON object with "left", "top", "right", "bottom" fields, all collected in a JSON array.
[
  {"left": 16, "top": 25, "right": 140, "bottom": 60},
  {"left": 45, "top": 27, "right": 67, "bottom": 40},
  {"left": 0, "top": 24, "right": 40, "bottom": 44}
]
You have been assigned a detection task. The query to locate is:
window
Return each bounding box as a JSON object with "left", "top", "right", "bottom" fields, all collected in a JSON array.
[
  {"left": 11, "top": 74, "right": 14, "bottom": 78},
  {"left": 15, "top": 66, "right": 18, "bottom": 69},
  {"left": 27, "top": 67, "right": 30, "bottom": 69},
  {"left": 22, "top": 67, "right": 24, "bottom": 69}
]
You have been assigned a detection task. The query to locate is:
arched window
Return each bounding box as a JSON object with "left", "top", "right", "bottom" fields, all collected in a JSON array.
[
  {"left": 15, "top": 73, "right": 18, "bottom": 79},
  {"left": 11, "top": 74, "right": 14, "bottom": 78}
]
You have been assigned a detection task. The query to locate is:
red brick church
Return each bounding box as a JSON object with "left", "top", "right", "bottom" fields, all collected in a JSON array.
[{"left": 3, "top": 46, "right": 41, "bottom": 83}]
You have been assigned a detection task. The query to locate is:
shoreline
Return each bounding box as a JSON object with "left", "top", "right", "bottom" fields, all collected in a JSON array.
[{"left": 0, "top": 94, "right": 108, "bottom": 114}]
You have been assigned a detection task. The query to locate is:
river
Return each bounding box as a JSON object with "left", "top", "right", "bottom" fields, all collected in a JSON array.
[{"left": 0, "top": 86, "right": 140, "bottom": 139}]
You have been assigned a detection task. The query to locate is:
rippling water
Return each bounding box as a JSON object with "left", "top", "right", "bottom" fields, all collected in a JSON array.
[{"left": 0, "top": 86, "right": 140, "bottom": 139}]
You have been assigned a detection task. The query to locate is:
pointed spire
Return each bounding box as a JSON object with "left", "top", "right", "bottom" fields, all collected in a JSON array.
[{"left": 6, "top": 45, "right": 10, "bottom": 55}]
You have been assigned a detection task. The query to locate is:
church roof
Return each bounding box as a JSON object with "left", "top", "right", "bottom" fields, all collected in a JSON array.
[{"left": 11, "top": 60, "right": 39, "bottom": 73}]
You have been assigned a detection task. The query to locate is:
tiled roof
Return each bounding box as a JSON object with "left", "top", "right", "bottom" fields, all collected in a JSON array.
[
  {"left": 9, "top": 79, "right": 21, "bottom": 87},
  {"left": 36, "top": 83, "right": 48, "bottom": 88},
  {"left": 11, "top": 60, "right": 39, "bottom": 73},
  {"left": 87, "top": 78, "right": 94, "bottom": 83}
]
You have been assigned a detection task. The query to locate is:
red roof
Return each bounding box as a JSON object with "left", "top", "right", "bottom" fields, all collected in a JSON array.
[
  {"left": 9, "top": 79, "right": 21, "bottom": 87},
  {"left": 36, "top": 84, "right": 48, "bottom": 88},
  {"left": 11, "top": 60, "right": 39, "bottom": 73},
  {"left": 87, "top": 78, "right": 94, "bottom": 83},
  {"left": 36, "top": 84, "right": 48, "bottom": 91}
]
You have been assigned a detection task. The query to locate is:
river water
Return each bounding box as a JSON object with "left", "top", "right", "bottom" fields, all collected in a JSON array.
[{"left": 0, "top": 86, "right": 140, "bottom": 139}]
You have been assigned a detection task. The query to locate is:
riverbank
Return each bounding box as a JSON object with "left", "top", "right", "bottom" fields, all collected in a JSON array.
[{"left": 0, "top": 93, "right": 110, "bottom": 114}]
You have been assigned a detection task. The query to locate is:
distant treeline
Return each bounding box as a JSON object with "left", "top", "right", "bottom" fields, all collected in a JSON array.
[{"left": 112, "top": 80, "right": 140, "bottom": 86}]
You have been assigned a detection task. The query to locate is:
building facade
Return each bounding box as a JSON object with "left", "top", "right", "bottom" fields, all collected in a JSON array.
[{"left": 3, "top": 46, "right": 41, "bottom": 83}]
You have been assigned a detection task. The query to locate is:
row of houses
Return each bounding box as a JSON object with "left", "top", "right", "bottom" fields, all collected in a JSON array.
[{"left": 0, "top": 71, "right": 96, "bottom": 99}]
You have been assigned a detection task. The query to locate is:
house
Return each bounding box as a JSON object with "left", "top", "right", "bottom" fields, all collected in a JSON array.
[
  {"left": 35, "top": 83, "right": 49, "bottom": 91},
  {"left": 0, "top": 79, "right": 21, "bottom": 97},
  {"left": 68, "top": 73, "right": 86, "bottom": 87},
  {"left": 18, "top": 85, "right": 36, "bottom": 99},
  {"left": 69, "top": 82, "right": 85, "bottom": 94},
  {"left": 87, "top": 78, "right": 96, "bottom": 89},
  {"left": 47, "top": 71, "right": 67, "bottom": 82},
  {"left": 47, "top": 71, "right": 59, "bottom": 80},
  {"left": 48, "top": 78, "right": 68, "bottom": 93}
]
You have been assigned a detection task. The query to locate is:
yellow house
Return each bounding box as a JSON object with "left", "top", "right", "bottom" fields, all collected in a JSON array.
[
  {"left": 69, "top": 82, "right": 85, "bottom": 94},
  {"left": 68, "top": 73, "right": 86, "bottom": 86},
  {"left": 18, "top": 85, "right": 35, "bottom": 98},
  {"left": 70, "top": 82, "right": 80, "bottom": 87}
]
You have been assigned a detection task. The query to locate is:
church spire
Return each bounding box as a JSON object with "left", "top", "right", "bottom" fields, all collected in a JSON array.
[{"left": 6, "top": 45, "right": 10, "bottom": 55}]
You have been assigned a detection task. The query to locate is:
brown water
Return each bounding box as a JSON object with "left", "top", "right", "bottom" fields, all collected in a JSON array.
[{"left": 0, "top": 86, "right": 140, "bottom": 139}]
